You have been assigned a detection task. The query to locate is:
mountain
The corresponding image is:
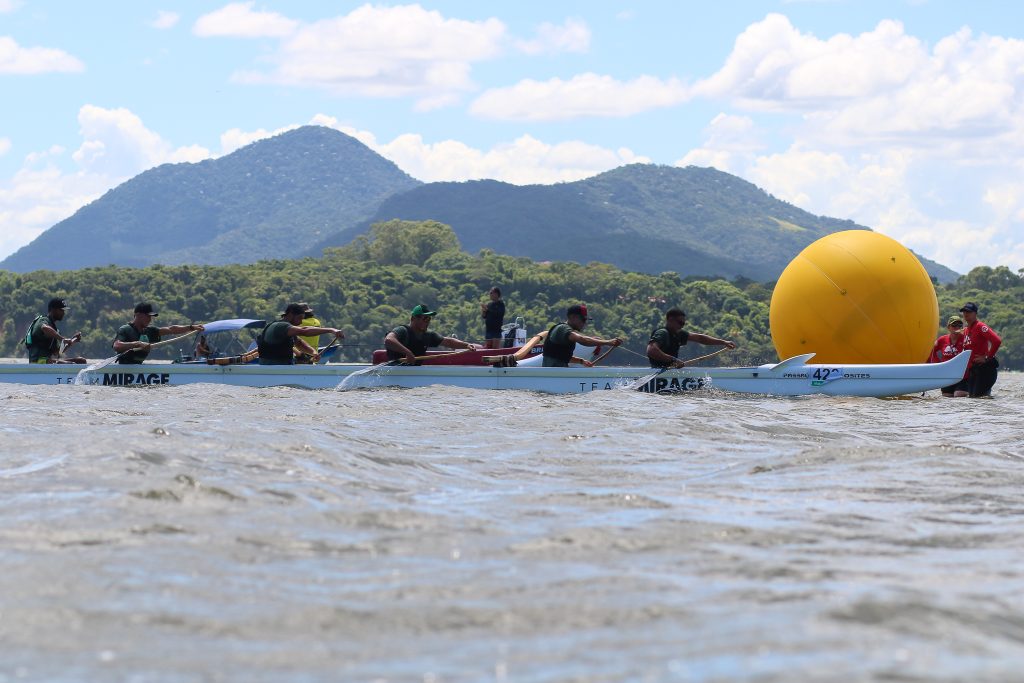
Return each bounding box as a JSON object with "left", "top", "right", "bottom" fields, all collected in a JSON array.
[
  {"left": 0, "top": 126, "right": 420, "bottom": 272},
  {"left": 311, "top": 164, "right": 959, "bottom": 283}
]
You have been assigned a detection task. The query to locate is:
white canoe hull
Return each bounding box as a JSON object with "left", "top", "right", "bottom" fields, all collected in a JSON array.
[{"left": 0, "top": 351, "right": 970, "bottom": 397}]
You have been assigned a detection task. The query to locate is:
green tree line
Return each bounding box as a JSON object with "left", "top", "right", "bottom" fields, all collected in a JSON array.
[{"left": 0, "top": 220, "right": 1019, "bottom": 369}]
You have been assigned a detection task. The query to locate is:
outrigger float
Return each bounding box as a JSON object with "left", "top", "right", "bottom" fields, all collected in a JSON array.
[{"left": 0, "top": 350, "right": 971, "bottom": 397}]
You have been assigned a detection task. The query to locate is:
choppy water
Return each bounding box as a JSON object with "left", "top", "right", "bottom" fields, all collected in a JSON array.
[{"left": 1, "top": 375, "right": 1023, "bottom": 682}]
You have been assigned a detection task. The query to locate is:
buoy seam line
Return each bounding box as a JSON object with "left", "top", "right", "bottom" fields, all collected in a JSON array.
[
  {"left": 795, "top": 247, "right": 897, "bottom": 359},
  {"left": 836, "top": 244, "right": 921, "bottom": 360}
]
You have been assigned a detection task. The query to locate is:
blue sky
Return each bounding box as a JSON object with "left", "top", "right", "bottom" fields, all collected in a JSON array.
[{"left": 2, "top": 1, "right": 1023, "bottom": 274}]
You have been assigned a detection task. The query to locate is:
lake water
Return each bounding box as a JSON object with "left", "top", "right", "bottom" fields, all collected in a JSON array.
[{"left": 1, "top": 374, "right": 1022, "bottom": 682}]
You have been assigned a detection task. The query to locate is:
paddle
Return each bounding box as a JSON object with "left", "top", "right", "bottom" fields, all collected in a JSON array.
[
  {"left": 482, "top": 330, "right": 548, "bottom": 365},
  {"left": 628, "top": 346, "right": 731, "bottom": 392},
  {"left": 75, "top": 330, "right": 200, "bottom": 383}
]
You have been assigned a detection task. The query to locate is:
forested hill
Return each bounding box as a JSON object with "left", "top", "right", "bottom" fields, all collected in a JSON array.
[
  {"left": 311, "top": 164, "right": 958, "bottom": 283},
  {"left": 0, "top": 126, "right": 420, "bottom": 272}
]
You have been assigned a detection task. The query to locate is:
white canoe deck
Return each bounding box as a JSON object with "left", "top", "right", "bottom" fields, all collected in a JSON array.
[{"left": 0, "top": 351, "right": 971, "bottom": 397}]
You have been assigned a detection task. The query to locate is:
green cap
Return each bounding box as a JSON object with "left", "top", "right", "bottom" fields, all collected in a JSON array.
[
  {"left": 947, "top": 315, "right": 964, "bottom": 327},
  {"left": 411, "top": 304, "right": 436, "bottom": 317}
]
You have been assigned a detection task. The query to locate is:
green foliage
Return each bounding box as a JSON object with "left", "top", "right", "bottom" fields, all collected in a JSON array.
[
  {"left": 352, "top": 219, "right": 461, "bottom": 266},
  {"left": 937, "top": 266, "right": 1024, "bottom": 370},
  {"left": 2, "top": 223, "right": 1018, "bottom": 369}
]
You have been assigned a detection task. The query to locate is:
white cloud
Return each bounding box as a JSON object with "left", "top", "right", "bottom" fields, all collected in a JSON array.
[
  {"left": 677, "top": 113, "right": 761, "bottom": 173},
  {"left": 516, "top": 18, "right": 590, "bottom": 55},
  {"left": 150, "top": 10, "right": 180, "bottom": 30},
  {"left": 308, "top": 114, "right": 649, "bottom": 184},
  {"left": 0, "top": 36, "right": 84, "bottom": 74},
  {"left": 219, "top": 124, "right": 300, "bottom": 154},
  {"left": 0, "top": 138, "right": 10, "bottom": 156},
  {"left": 0, "top": 0, "right": 23, "bottom": 13},
  {"left": 72, "top": 105, "right": 211, "bottom": 176},
  {"left": 471, "top": 73, "right": 690, "bottom": 121},
  {"left": 193, "top": 2, "right": 297, "bottom": 38},
  {"left": 199, "top": 4, "right": 504, "bottom": 108}
]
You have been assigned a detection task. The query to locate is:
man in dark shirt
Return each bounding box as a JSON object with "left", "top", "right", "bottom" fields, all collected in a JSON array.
[
  {"left": 24, "top": 297, "right": 86, "bottom": 364},
  {"left": 113, "top": 302, "right": 206, "bottom": 364},
  {"left": 542, "top": 304, "right": 622, "bottom": 368},
  {"left": 385, "top": 305, "right": 479, "bottom": 364},
  {"left": 257, "top": 303, "right": 345, "bottom": 365},
  {"left": 647, "top": 308, "right": 736, "bottom": 368},
  {"left": 481, "top": 287, "right": 506, "bottom": 349}
]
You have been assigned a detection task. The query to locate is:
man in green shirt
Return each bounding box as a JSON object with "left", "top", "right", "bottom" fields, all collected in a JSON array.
[
  {"left": 646, "top": 307, "right": 736, "bottom": 368},
  {"left": 24, "top": 297, "right": 86, "bottom": 364},
  {"left": 257, "top": 303, "right": 345, "bottom": 365},
  {"left": 385, "top": 305, "right": 478, "bottom": 364},
  {"left": 542, "top": 304, "right": 622, "bottom": 368},
  {"left": 113, "top": 302, "right": 206, "bottom": 364}
]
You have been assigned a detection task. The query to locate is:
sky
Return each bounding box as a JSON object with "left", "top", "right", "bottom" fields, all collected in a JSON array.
[{"left": 2, "top": 1, "right": 1023, "bottom": 275}]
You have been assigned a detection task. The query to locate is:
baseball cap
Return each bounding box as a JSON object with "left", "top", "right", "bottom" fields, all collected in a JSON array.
[
  {"left": 411, "top": 304, "right": 436, "bottom": 317},
  {"left": 47, "top": 297, "right": 68, "bottom": 311},
  {"left": 298, "top": 302, "right": 314, "bottom": 314},
  {"left": 134, "top": 302, "right": 158, "bottom": 317},
  {"left": 281, "top": 303, "right": 307, "bottom": 317},
  {"left": 567, "top": 304, "right": 588, "bottom": 320},
  {"left": 947, "top": 315, "right": 963, "bottom": 326},
  {"left": 959, "top": 302, "right": 979, "bottom": 313}
]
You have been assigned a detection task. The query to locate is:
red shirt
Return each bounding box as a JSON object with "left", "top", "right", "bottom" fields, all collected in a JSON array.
[
  {"left": 928, "top": 333, "right": 964, "bottom": 363},
  {"left": 963, "top": 320, "right": 1001, "bottom": 363}
]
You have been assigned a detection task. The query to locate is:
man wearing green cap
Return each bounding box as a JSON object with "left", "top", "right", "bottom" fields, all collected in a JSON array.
[{"left": 384, "top": 305, "right": 479, "bottom": 364}]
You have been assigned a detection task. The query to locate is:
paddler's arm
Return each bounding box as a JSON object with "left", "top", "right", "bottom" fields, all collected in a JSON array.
[
  {"left": 288, "top": 325, "right": 344, "bottom": 340},
  {"left": 687, "top": 333, "right": 737, "bottom": 349},
  {"left": 441, "top": 337, "right": 480, "bottom": 351},
  {"left": 293, "top": 337, "right": 317, "bottom": 357},
  {"left": 39, "top": 323, "right": 81, "bottom": 349},
  {"left": 646, "top": 342, "right": 681, "bottom": 368},
  {"left": 570, "top": 356, "right": 595, "bottom": 368},
  {"left": 567, "top": 331, "right": 622, "bottom": 348},
  {"left": 384, "top": 331, "right": 417, "bottom": 364}
]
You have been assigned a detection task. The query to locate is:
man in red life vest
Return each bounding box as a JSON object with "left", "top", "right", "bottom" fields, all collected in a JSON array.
[
  {"left": 959, "top": 302, "right": 1001, "bottom": 398},
  {"left": 927, "top": 314, "right": 968, "bottom": 397}
]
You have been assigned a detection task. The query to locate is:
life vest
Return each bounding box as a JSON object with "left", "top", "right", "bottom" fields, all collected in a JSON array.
[
  {"left": 116, "top": 323, "right": 160, "bottom": 364},
  {"left": 256, "top": 320, "right": 295, "bottom": 364},
  {"left": 24, "top": 315, "right": 58, "bottom": 362},
  {"left": 542, "top": 324, "right": 574, "bottom": 365}
]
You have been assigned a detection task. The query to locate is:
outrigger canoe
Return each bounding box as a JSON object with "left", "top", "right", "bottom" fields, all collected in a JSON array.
[{"left": 0, "top": 351, "right": 971, "bottom": 397}]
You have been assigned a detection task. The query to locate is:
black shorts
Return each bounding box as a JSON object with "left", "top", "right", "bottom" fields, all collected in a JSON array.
[
  {"left": 940, "top": 379, "right": 968, "bottom": 395},
  {"left": 967, "top": 357, "right": 999, "bottom": 397},
  {"left": 485, "top": 328, "right": 503, "bottom": 340}
]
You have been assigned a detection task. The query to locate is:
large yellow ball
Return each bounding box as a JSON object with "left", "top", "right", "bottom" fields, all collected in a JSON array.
[{"left": 770, "top": 230, "right": 938, "bottom": 364}]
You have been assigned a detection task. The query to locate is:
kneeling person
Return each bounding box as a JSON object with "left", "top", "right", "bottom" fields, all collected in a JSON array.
[
  {"left": 113, "top": 303, "right": 205, "bottom": 364},
  {"left": 385, "top": 305, "right": 478, "bottom": 364},
  {"left": 257, "top": 303, "right": 345, "bottom": 365},
  {"left": 647, "top": 308, "right": 736, "bottom": 368}
]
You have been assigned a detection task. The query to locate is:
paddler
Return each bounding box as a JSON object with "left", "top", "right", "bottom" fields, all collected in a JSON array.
[
  {"left": 113, "top": 303, "right": 205, "bottom": 364},
  {"left": 296, "top": 302, "right": 322, "bottom": 364},
  {"left": 23, "top": 297, "right": 86, "bottom": 364},
  {"left": 257, "top": 303, "right": 345, "bottom": 365},
  {"left": 384, "top": 304, "right": 479, "bottom": 364},
  {"left": 646, "top": 308, "right": 736, "bottom": 368},
  {"left": 542, "top": 304, "right": 622, "bottom": 368}
]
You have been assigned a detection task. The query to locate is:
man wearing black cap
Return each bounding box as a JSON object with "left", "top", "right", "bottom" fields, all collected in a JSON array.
[
  {"left": 542, "top": 304, "right": 622, "bottom": 368},
  {"left": 113, "top": 303, "right": 206, "bottom": 364},
  {"left": 256, "top": 303, "right": 345, "bottom": 365},
  {"left": 23, "top": 298, "right": 86, "bottom": 364},
  {"left": 959, "top": 302, "right": 1001, "bottom": 397},
  {"left": 384, "top": 305, "right": 479, "bottom": 364}
]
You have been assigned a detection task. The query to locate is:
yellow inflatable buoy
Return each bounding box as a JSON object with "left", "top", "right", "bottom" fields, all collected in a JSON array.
[{"left": 770, "top": 230, "right": 938, "bottom": 364}]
